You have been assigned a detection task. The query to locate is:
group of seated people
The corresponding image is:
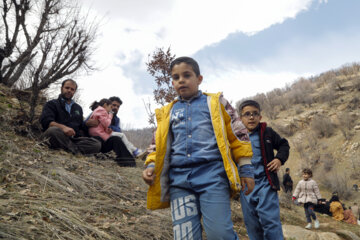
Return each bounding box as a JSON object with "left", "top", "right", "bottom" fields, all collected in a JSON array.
[
  {"left": 314, "top": 192, "right": 359, "bottom": 225},
  {"left": 39, "top": 79, "right": 145, "bottom": 167}
]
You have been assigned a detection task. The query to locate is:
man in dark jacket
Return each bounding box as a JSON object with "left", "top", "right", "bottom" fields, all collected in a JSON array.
[
  {"left": 282, "top": 168, "right": 293, "bottom": 193},
  {"left": 238, "top": 100, "right": 290, "bottom": 240},
  {"left": 40, "top": 79, "right": 101, "bottom": 154}
]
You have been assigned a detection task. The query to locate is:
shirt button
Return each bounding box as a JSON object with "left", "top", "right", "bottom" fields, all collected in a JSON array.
[
  {"left": 187, "top": 154, "right": 191, "bottom": 157},
  {"left": 188, "top": 135, "right": 192, "bottom": 138},
  {"left": 188, "top": 117, "right": 191, "bottom": 121}
]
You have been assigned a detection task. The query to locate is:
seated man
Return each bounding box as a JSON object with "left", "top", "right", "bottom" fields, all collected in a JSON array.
[
  {"left": 40, "top": 79, "right": 101, "bottom": 154},
  {"left": 107, "top": 96, "right": 144, "bottom": 157},
  {"left": 85, "top": 96, "right": 136, "bottom": 167}
]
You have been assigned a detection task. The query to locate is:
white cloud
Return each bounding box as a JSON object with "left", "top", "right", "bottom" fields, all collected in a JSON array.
[
  {"left": 202, "top": 67, "right": 308, "bottom": 105},
  {"left": 77, "top": 0, "right": 323, "bottom": 129}
]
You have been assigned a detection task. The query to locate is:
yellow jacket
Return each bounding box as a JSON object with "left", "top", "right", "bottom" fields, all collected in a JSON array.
[
  {"left": 330, "top": 201, "right": 344, "bottom": 221},
  {"left": 145, "top": 92, "right": 253, "bottom": 210}
]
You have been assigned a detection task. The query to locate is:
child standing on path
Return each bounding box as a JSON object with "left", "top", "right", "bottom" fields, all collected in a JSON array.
[
  {"left": 142, "top": 56, "right": 255, "bottom": 240},
  {"left": 238, "top": 100, "right": 290, "bottom": 240},
  {"left": 293, "top": 168, "right": 321, "bottom": 229}
]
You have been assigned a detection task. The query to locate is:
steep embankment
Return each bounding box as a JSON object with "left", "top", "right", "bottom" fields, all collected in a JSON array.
[{"left": 1, "top": 83, "right": 360, "bottom": 239}]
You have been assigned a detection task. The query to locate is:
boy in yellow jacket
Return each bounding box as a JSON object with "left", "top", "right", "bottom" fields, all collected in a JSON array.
[{"left": 142, "top": 56, "right": 254, "bottom": 240}]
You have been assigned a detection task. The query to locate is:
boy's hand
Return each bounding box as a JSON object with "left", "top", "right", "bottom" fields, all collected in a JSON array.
[
  {"left": 267, "top": 158, "right": 281, "bottom": 172},
  {"left": 240, "top": 177, "right": 255, "bottom": 195},
  {"left": 142, "top": 167, "right": 156, "bottom": 186}
]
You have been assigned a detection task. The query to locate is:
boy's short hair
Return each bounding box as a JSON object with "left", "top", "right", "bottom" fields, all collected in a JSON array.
[
  {"left": 239, "top": 100, "right": 261, "bottom": 112},
  {"left": 170, "top": 56, "right": 200, "bottom": 76},
  {"left": 302, "top": 168, "right": 313, "bottom": 177},
  {"left": 109, "top": 96, "right": 123, "bottom": 105},
  {"left": 285, "top": 168, "right": 290, "bottom": 172}
]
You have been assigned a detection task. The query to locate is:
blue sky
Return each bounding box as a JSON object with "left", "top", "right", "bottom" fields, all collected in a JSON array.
[{"left": 78, "top": 0, "right": 360, "bottom": 129}]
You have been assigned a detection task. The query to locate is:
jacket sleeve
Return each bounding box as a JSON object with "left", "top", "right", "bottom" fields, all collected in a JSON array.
[
  {"left": 40, "top": 101, "right": 57, "bottom": 130},
  {"left": 220, "top": 96, "right": 252, "bottom": 166},
  {"left": 92, "top": 108, "right": 112, "bottom": 129},
  {"left": 270, "top": 128, "right": 290, "bottom": 165},
  {"left": 313, "top": 180, "right": 322, "bottom": 200},
  {"left": 293, "top": 181, "right": 301, "bottom": 198}
]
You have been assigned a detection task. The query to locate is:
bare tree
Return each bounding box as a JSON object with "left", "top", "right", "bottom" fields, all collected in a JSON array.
[
  {"left": 146, "top": 47, "right": 176, "bottom": 106},
  {"left": 1, "top": 0, "right": 98, "bottom": 121}
]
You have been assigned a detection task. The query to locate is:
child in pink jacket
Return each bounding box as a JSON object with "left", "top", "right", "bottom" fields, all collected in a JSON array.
[
  {"left": 88, "top": 99, "right": 113, "bottom": 141},
  {"left": 88, "top": 99, "right": 143, "bottom": 157}
]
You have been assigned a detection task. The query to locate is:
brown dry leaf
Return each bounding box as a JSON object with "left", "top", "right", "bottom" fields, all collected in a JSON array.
[
  {"left": 0, "top": 188, "right": 7, "bottom": 196},
  {"left": 66, "top": 186, "right": 74, "bottom": 192},
  {"left": 2, "top": 215, "right": 11, "bottom": 221},
  {"left": 102, "top": 222, "right": 110, "bottom": 229},
  {"left": 42, "top": 216, "right": 51, "bottom": 223},
  {"left": 7, "top": 210, "right": 19, "bottom": 216},
  {"left": 19, "top": 189, "right": 30, "bottom": 195}
]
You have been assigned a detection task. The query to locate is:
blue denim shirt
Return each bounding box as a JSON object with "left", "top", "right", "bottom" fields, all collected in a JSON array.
[
  {"left": 249, "top": 129, "right": 265, "bottom": 178},
  {"left": 61, "top": 98, "right": 74, "bottom": 114},
  {"left": 170, "top": 91, "right": 222, "bottom": 167},
  {"left": 169, "top": 91, "right": 254, "bottom": 178}
]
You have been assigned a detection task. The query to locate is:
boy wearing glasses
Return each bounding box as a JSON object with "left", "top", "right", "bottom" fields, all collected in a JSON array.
[{"left": 238, "top": 100, "right": 290, "bottom": 240}]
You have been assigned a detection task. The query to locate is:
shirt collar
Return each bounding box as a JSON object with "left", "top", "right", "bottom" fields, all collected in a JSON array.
[
  {"left": 61, "top": 97, "right": 74, "bottom": 113},
  {"left": 176, "top": 90, "right": 202, "bottom": 102}
]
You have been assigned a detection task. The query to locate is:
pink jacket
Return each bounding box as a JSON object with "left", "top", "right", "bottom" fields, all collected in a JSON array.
[{"left": 88, "top": 106, "right": 113, "bottom": 141}]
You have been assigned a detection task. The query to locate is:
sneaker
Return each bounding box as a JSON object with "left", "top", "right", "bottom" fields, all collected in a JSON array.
[
  {"left": 133, "top": 148, "right": 144, "bottom": 157},
  {"left": 314, "top": 220, "right": 320, "bottom": 229},
  {"left": 305, "top": 223, "right": 312, "bottom": 229}
]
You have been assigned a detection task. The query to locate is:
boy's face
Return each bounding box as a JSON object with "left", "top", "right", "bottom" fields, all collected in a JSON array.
[
  {"left": 240, "top": 105, "right": 262, "bottom": 132},
  {"left": 171, "top": 62, "right": 203, "bottom": 100}
]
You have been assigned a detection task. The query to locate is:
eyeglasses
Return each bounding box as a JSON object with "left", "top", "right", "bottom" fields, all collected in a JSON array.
[{"left": 241, "top": 111, "right": 260, "bottom": 118}]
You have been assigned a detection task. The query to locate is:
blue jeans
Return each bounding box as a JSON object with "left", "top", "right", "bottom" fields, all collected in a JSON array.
[
  {"left": 240, "top": 176, "right": 283, "bottom": 240},
  {"left": 304, "top": 203, "right": 317, "bottom": 223},
  {"left": 169, "top": 161, "right": 239, "bottom": 240}
]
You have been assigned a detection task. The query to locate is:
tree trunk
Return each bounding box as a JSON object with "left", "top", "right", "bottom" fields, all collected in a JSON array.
[{"left": 29, "top": 85, "right": 40, "bottom": 122}]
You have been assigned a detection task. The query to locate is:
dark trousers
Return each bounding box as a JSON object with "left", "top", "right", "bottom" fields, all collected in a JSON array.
[
  {"left": 304, "top": 202, "right": 317, "bottom": 223},
  {"left": 97, "top": 136, "right": 136, "bottom": 167},
  {"left": 43, "top": 127, "right": 102, "bottom": 154}
]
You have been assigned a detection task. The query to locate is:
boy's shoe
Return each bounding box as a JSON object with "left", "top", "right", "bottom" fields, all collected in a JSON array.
[
  {"left": 305, "top": 223, "right": 312, "bottom": 229},
  {"left": 314, "top": 220, "right": 320, "bottom": 229}
]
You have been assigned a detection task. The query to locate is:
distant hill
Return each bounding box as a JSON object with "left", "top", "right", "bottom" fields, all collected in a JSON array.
[{"left": 235, "top": 62, "right": 360, "bottom": 201}]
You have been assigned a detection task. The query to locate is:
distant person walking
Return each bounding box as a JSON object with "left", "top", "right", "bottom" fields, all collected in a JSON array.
[
  {"left": 282, "top": 168, "right": 293, "bottom": 193},
  {"left": 293, "top": 168, "right": 321, "bottom": 229}
]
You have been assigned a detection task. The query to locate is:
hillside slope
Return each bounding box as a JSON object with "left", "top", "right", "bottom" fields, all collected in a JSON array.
[
  {"left": 239, "top": 64, "right": 360, "bottom": 202},
  {"left": 1, "top": 66, "right": 360, "bottom": 240}
]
